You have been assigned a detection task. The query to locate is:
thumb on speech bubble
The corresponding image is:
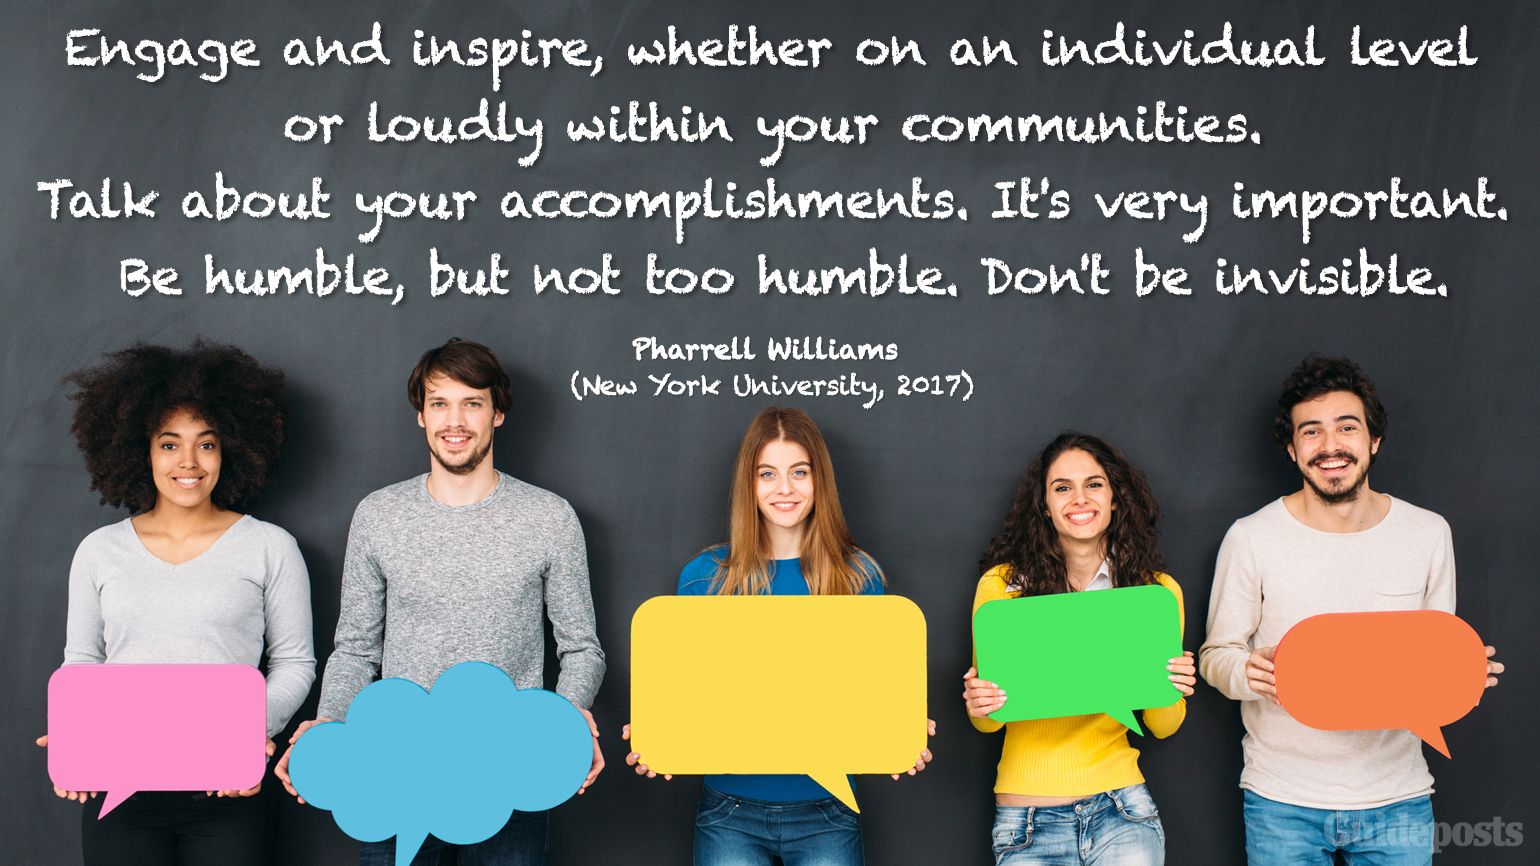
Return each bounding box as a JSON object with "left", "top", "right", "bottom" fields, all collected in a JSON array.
[
  {"left": 1107, "top": 708, "right": 1143, "bottom": 736},
  {"left": 808, "top": 772, "right": 859, "bottom": 814},
  {"left": 97, "top": 790, "right": 133, "bottom": 818},
  {"left": 1411, "top": 724, "right": 1451, "bottom": 759}
]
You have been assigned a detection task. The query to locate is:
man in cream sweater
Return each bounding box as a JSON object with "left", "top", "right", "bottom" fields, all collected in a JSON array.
[{"left": 1199, "top": 355, "right": 1502, "bottom": 866}]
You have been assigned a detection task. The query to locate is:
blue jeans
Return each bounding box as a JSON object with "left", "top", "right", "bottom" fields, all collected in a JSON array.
[
  {"left": 990, "top": 784, "right": 1165, "bottom": 865},
  {"left": 1243, "top": 790, "right": 1433, "bottom": 866},
  {"left": 694, "top": 785, "right": 864, "bottom": 866},
  {"left": 358, "top": 810, "right": 548, "bottom": 866}
]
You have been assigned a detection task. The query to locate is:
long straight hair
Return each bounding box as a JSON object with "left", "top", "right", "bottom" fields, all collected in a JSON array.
[
  {"left": 712, "top": 407, "right": 881, "bottom": 595},
  {"left": 980, "top": 431, "right": 1164, "bottom": 597}
]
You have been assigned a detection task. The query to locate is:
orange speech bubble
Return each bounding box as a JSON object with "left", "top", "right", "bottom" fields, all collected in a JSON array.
[{"left": 1274, "top": 611, "right": 1487, "bottom": 757}]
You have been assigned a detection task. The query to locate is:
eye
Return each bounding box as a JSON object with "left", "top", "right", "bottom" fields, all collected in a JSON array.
[
  {"left": 1088, "top": 480, "right": 1103, "bottom": 488},
  {"left": 199, "top": 441, "right": 217, "bottom": 450},
  {"left": 159, "top": 442, "right": 177, "bottom": 450},
  {"left": 792, "top": 469, "right": 809, "bottom": 479},
  {"left": 1053, "top": 484, "right": 1070, "bottom": 494},
  {"left": 1301, "top": 428, "right": 1318, "bottom": 438},
  {"left": 1341, "top": 424, "right": 1358, "bottom": 433},
  {"left": 759, "top": 470, "right": 775, "bottom": 481}
]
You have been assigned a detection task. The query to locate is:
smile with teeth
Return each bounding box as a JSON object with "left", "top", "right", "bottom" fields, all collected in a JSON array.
[
  {"left": 171, "top": 476, "right": 203, "bottom": 488},
  {"left": 1315, "top": 458, "right": 1353, "bottom": 471},
  {"left": 769, "top": 501, "right": 801, "bottom": 511},
  {"left": 1065, "top": 509, "right": 1098, "bottom": 525},
  {"left": 440, "top": 433, "right": 472, "bottom": 448}
]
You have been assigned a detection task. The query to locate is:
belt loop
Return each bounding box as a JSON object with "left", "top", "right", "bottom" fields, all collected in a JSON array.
[{"left": 1026, "top": 805, "right": 1036, "bottom": 833}]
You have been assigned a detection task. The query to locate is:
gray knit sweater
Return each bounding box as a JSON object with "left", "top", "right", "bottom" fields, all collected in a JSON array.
[{"left": 316, "top": 472, "right": 605, "bottom": 720}]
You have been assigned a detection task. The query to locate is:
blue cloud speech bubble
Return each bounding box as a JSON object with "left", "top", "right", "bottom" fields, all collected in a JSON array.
[{"left": 289, "top": 661, "right": 592, "bottom": 866}]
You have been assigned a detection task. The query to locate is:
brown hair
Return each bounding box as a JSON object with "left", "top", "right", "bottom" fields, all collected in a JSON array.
[
  {"left": 407, "top": 338, "right": 511, "bottom": 413},
  {"left": 711, "top": 407, "right": 881, "bottom": 595},
  {"left": 1273, "top": 354, "right": 1387, "bottom": 464},
  {"left": 980, "top": 431, "right": 1164, "bottom": 597}
]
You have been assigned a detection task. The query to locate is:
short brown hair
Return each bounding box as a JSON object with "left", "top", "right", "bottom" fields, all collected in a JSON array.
[{"left": 407, "top": 339, "right": 511, "bottom": 413}]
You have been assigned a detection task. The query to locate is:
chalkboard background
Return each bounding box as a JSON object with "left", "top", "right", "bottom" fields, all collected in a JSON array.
[{"left": 3, "top": 0, "right": 1535, "bottom": 863}]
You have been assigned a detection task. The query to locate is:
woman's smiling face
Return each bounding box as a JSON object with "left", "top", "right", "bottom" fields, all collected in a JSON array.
[{"left": 1044, "top": 447, "right": 1115, "bottom": 546}]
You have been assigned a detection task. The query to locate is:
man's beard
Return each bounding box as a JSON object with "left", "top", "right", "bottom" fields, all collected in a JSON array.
[
  {"left": 1301, "top": 451, "right": 1369, "bottom": 504},
  {"left": 432, "top": 436, "right": 493, "bottom": 475}
]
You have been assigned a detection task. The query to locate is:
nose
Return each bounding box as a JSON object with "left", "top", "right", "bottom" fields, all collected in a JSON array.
[
  {"left": 777, "top": 474, "right": 794, "bottom": 494},
  {"left": 179, "top": 448, "right": 200, "bottom": 469},
  {"left": 1321, "top": 428, "right": 1342, "bottom": 452},
  {"left": 446, "top": 403, "right": 466, "bottom": 428}
]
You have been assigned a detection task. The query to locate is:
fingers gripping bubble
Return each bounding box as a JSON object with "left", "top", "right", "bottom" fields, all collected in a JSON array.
[{"left": 289, "top": 662, "right": 592, "bottom": 866}]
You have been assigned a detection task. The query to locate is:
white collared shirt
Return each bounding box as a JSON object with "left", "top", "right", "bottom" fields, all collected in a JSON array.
[{"left": 1083, "top": 558, "right": 1114, "bottom": 591}]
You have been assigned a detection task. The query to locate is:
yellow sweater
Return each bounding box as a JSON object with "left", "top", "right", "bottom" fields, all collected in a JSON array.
[{"left": 970, "top": 565, "right": 1187, "bottom": 796}]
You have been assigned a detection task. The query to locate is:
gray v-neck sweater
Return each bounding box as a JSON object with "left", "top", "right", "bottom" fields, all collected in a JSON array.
[{"left": 64, "top": 515, "right": 316, "bottom": 738}]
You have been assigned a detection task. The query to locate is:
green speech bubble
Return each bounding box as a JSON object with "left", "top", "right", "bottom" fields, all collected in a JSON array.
[{"left": 973, "top": 584, "right": 1182, "bottom": 733}]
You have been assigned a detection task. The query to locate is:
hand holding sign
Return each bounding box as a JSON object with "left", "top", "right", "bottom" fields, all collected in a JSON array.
[
  {"left": 46, "top": 664, "right": 267, "bottom": 817},
  {"left": 1274, "top": 610, "right": 1493, "bottom": 757},
  {"left": 287, "top": 662, "right": 592, "bottom": 866},
  {"left": 972, "top": 584, "right": 1183, "bottom": 733},
  {"left": 629, "top": 596, "right": 928, "bottom": 812}
]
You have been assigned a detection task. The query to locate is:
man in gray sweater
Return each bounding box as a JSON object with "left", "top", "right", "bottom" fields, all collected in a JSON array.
[
  {"left": 1200, "top": 355, "right": 1501, "bottom": 866},
  {"left": 276, "top": 338, "right": 605, "bottom": 865}
]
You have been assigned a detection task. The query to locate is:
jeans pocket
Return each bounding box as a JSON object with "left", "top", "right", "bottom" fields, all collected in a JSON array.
[
  {"left": 817, "top": 799, "right": 861, "bottom": 831},
  {"left": 991, "top": 812, "right": 1033, "bottom": 862},
  {"left": 695, "top": 795, "right": 740, "bottom": 829},
  {"left": 1113, "top": 784, "right": 1162, "bottom": 823}
]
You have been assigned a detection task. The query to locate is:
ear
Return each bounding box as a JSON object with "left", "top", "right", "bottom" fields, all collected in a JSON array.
[
  {"left": 1286, "top": 444, "right": 1297, "bottom": 463},
  {"left": 493, "top": 410, "right": 505, "bottom": 428},
  {"left": 1369, "top": 436, "right": 1381, "bottom": 457},
  {"left": 417, "top": 411, "right": 425, "bottom": 429}
]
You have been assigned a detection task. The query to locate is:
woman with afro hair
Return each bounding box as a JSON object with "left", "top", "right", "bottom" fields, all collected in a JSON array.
[{"left": 37, "top": 340, "right": 315, "bottom": 866}]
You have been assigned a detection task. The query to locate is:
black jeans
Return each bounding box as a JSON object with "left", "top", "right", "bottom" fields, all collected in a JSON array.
[
  {"left": 358, "top": 810, "right": 549, "bottom": 866},
  {"left": 81, "top": 789, "right": 275, "bottom": 866}
]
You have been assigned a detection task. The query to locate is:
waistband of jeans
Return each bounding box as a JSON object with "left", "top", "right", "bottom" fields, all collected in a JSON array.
[
  {"left": 702, "top": 784, "right": 835, "bottom": 810},
  {"left": 994, "top": 786, "right": 1142, "bottom": 822}
]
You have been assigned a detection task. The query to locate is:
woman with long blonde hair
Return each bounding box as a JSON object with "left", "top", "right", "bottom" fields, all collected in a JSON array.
[{"left": 624, "top": 406, "right": 931, "bottom": 866}]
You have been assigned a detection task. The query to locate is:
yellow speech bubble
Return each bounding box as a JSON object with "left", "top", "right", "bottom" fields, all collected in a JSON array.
[{"left": 630, "top": 595, "right": 928, "bottom": 812}]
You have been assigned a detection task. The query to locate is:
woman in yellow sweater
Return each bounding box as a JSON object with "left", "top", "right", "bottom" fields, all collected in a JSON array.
[{"left": 963, "top": 432, "right": 1196, "bottom": 865}]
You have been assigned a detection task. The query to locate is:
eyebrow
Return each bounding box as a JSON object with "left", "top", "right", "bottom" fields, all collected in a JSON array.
[
  {"left": 757, "top": 462, "right": 813, "bottom": 470},
  {"left": 155, "top": 429, "right": 216, "bottom": 439},
  {"left": 1049, "top": 474, "right": 1106, "bottom": 485},
  {"left": 1295, "top": 414, "right": 1364, "bottom": 430}
]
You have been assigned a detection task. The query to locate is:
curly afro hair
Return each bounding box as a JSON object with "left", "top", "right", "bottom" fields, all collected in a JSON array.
[{"left": 66, "top": 340, "right": 287, "bottom": 513}]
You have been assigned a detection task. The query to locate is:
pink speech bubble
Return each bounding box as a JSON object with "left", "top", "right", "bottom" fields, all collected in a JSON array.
[{"left": 48, "top": 665, "right": 267, "bottom": 817}]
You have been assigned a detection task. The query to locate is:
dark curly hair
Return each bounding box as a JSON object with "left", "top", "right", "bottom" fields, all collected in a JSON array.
[
  {"left": 980, "top": 432, "right": 1165, "bottom": 597},
  {"left": 65, "top": 340, "right": 287, "bottom": 513},
  {"left": 1273, "top": 355, "right": 1386, "bottom": 463}
]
